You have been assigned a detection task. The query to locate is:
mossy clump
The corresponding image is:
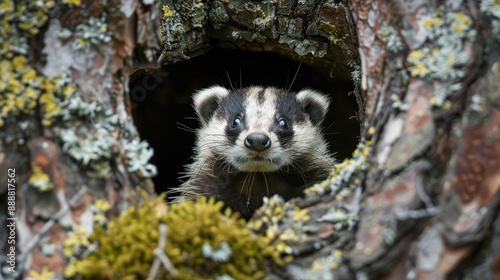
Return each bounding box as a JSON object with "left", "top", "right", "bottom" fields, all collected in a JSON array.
[{"left": 65, "top": 195, "right": 291, "bottom": 279}]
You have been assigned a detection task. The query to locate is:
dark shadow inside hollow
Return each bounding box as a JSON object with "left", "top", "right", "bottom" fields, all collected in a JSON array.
[{"left": 129, "top": 48, "right": 360, "bottom": 195}]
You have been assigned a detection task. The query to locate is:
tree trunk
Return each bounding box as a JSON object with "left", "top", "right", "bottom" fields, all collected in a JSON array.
[
  {"left": 0, "top": 0, "right": 160, "bottom": 278},
  {"left": 1, "top": 0, "right": 499, "bottom": 279}
]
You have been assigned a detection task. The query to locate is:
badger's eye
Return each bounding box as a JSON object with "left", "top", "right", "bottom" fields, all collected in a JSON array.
[
  {"left": 232, "top": 116, "right": 242, "bottom": 127},
  {"left": 278, "top": 118, "right": 287, "bottom": 129}
]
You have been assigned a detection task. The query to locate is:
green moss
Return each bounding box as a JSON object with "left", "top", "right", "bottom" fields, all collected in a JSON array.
[{"left": 64, "top": 194, "right": 291, "bottom": 279}]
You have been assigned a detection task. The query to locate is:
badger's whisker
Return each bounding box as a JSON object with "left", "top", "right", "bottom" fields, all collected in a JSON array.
[
  {"left": 247, "top": 172, "right": 256, "bottom": 206},
  {"left": 262, "top": 173, "right": 269, "bottom": 198}
]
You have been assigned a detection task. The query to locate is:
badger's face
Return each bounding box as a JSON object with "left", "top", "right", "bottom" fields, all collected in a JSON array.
[{"left": 193, "top": 86, "right": 331, "bottom": 173}]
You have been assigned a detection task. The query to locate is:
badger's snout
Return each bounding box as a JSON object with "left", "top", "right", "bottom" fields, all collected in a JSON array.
[{"left": 244, "top": 133, "right": 271, "bottom": 152}]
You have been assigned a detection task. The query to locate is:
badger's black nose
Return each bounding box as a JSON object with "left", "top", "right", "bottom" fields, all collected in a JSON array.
[{"left": 244, "top": 133, "right": 271, "bottom": 151}]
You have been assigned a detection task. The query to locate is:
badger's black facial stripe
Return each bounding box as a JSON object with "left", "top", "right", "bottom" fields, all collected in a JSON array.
[
  {"left": 219, "top": 90, "right": 246, "bottom": 118},
  {"left": 275, "top": 123, "right": 294, "bottom": 148},
  {"left": 219, "top": 90, "right": 246, "bottom": 145},
  {"left": 272, "top": 92, "right": 302, "bottom": 148},
  {"left": 275, "top": 92, "right": 306, "bottom": 124},
  {"left": 257, "top": 88, "right": 266, "bottom": 104}
]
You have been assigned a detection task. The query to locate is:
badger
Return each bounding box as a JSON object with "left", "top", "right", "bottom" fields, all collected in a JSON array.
[{"left": 173, "top": 85, "right": 335, "bottom": 219}]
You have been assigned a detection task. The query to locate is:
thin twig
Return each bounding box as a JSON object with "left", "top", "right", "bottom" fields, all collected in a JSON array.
[
  {"left": 19, "top": 186, "right": 88, "bottom": 264},
  {"left": 147, "top": 224, "right": 178, "bottom": 280},
  {"left": 287, "top": 60, "right": 303, "bottom": 91}
]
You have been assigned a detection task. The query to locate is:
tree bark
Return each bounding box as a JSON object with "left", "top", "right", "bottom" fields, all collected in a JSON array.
[
  {"left": 0, "top": 0, "right": 160, "bottom": 278},
  {"left": 261, "top": 0, "right": 500, "bottom": 278},
  {"left": 1, "top": 0, "right": 499, "bottom": 279},
  {"left": 337, "top": 1, "right": 500, "bottom": 278}
]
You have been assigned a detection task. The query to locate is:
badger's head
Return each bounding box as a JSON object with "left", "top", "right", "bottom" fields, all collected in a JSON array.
[{"left": 193, "top": 86, "right": 332, "bottom": 173}]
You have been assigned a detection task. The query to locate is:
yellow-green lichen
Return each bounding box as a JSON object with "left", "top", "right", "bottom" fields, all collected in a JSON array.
[
  {"left": 62, "top": 0, "right": 81, "bottom": 6},
  {"left": 407, "top": 8, "right": 476, "bottom": 108},
  {"left": 28, "top": 164, "right": 54, "bottom": 192},
  {"left": 64, "top": 195, "right": 291, "bottom": 280},
  {"left": 379, "top": 24, "right": 404, "bottom": 52},
  {"left": 94, "top": 199, "right": 111, "bottom": 212},
  {"left": 162, "top": 5, "right": 174, "bottom": 19},
  {"left": 309, "top": 249, "right": 344, "bottom": 278},
  {"left": 63, "top": 225, "right": 92, "bottom": 259},
  {"left": 4, "top": 0, "right": 55, "bottom": 38},
  {"left": 391, "top": 93, "right": 409, "bottom": 111},
  {"left": 72, "top": 17, "right": 113, "bottom": 53},
  {"left": 91, "top": 199, "right": 111, "bottom": 226},
  {"left": 0, "top": 0, "right": 157, "bottom": 182},
  {"left": 28, "top": 266, "right": 56, "bottom": 280},
  {"left": 319, "top": 21, "right": 343, "bottom": 45},
  {"left": 248, "top": 195, "right": 307, "bottom": 255},
  {"left": 422, "top": 17, "right": 444, "bottom": 29},
  {"left": 408, "top": 9, "right": 475, "bottom": 80},
  {"left": 0, "top": 53, "right": 78, "bottom": 127},
  {"left": 306, "top": 133, "right": 374, "bottom": 197},
  {"left": 170, "top": 0, "right": 207, "bottom": 28},
  {"left": 480, "top": 0, "right": 500, "bottom": 40}
]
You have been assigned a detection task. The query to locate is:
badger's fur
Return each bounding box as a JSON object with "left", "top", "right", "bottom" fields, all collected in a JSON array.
[{"left": 174, "top": 85, "right": 335, "bottom": 219}]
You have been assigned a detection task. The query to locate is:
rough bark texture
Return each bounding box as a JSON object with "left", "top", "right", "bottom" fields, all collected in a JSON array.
[
  {"left": 1, "top": 0, "right": 499, "bottom": 279},
  {"left": 343, "top": 0, "right": 500, "bottom": 278},
  {"left": 262, "top": 0, "right": 500, "bottom": 278},
  {"left": 0, "top": 0, "right": 160, "bottom": 278},
  {"left": 157, "top": 0, "right": 364, "bottom": 119}
]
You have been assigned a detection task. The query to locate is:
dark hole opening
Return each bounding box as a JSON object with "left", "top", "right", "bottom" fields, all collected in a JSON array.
[{"left": 129, "top": 48, "right": 360, "bottom": 195}]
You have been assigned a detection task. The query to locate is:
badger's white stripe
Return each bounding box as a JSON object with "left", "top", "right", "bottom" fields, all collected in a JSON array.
[
  {"left": 225, "top": 87, "right": 283, "bottom": 172},
  {"left": 243, "top": 87, "right": 277, "bottom": 133}
]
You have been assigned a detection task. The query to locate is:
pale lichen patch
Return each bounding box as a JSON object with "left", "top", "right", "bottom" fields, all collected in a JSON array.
[
  {"left": 379, "top": 24, "right": 404, "bottom": 52},
  {"left": 1, "top": 0, "right": 156, "bottom": 181},
  {"left": 407, "top": 8, "right": 475, "bottom": 108},
  {"left": 480, "top": 0, "right": 500, "bottom": 40},
  {"left": 72, "top": 17, "right": 113, "bottom": 53}
]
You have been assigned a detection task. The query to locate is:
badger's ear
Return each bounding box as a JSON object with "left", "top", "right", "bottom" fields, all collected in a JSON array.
[
  {"left": 193, "top": 86, "right": 229, "bottom": 124},
  {"left": 296, "top": 89, "right": 331, "bottom": 126}
]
